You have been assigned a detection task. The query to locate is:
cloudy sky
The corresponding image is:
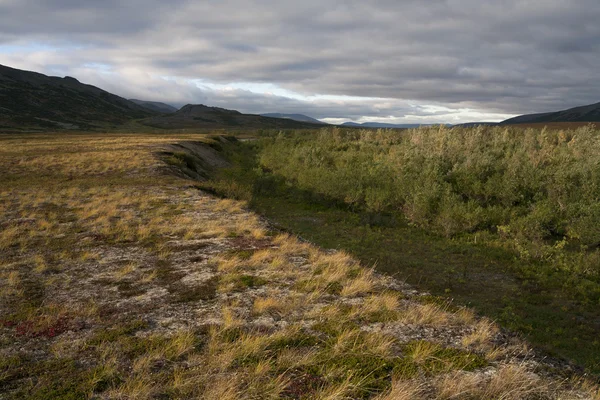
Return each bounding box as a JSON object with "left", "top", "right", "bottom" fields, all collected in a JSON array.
[{"left": 1, "top": 0, "right": 599, "bottom": 124}]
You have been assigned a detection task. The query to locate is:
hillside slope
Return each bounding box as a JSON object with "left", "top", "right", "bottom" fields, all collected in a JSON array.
[
  {"left": 501, "top": 101, "right": 600, "bottom": 124},
  {"left": 260, "top": 112, "right": 325, "bottom": 124},
  {"left": 0, "top": 64, "right": 156, "bottom": 130},
  {"left": 141, "top": 104, "right": 323, "bottom": 129},
  {"left": 129, "top": 99, "right": 178, "bottom": 113},
  {"left": 342, "top": 122, "right": 445, "bottom": 128}
]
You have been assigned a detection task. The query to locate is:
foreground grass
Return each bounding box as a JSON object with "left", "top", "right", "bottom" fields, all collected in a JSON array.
[{"left": 0, "top": 132, "right": 597, "bottom": 399}]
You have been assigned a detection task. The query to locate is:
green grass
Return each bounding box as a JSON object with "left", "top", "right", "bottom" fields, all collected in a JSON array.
[
  {"left": 220, "top": 274, "right": 268, "bottom": 291},
  {"left": 197, "top": 129, "right": 600, "bottom": 374}
]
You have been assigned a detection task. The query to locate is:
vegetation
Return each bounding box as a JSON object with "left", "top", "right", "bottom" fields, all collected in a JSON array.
[
  {"left": 199, "top": 124, "right": 600, "bottom": 373},
  {"left": 1, "top": 131, "right": 598, "bottom": 399}
]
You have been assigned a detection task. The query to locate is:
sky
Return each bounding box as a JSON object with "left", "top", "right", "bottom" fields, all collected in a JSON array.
[{"left": 1, "top": 0, "right": 599, "bottom": 124}]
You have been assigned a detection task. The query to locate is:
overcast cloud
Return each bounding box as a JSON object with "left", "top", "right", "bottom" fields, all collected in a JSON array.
[{"left": 1, "top": 0, "right": 599, "bottom": 123}]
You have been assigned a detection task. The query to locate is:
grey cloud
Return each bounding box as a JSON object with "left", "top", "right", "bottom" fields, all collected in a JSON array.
[{"left": 1, "top": 0, "right": 599, "bottom": 120}]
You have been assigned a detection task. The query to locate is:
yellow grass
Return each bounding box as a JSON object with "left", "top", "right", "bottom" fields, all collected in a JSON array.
[
  {"left": 375, "top": 379, "right": 426, "bottom": 400},
  {"left": 399, "top": 302, "right": 451, "bottom": 326},
  {"left": 252, "top": 295, "right": 295, "bottom": 316},
  {"left": 461, "top": 318, "right": 499, "bottom": 349}
]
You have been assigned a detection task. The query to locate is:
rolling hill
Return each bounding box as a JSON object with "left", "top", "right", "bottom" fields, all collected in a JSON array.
[
  {"left": 341, "top": 121, "right": 446, "bottom": 128},
  {"left": 260, "top": 112, "right": 325, "bottom": 124},
  {"left": 141, "top": 104, "right": 324, "bottom": 129},
  {"left": 129, "top": 99, "right": 178, "bottom": 114},
  {"left": 0, "top": 64, "right": 156, "bottom": 130},
  {"left": 501, "top": 101, "right": 600, "bottom": 125}
]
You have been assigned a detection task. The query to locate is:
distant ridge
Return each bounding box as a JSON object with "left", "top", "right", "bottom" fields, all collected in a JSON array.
[
  {"left": 453, "top": 122, "right": 498, "bottom": 128},
  {"left": 129, "top": 99, "right": 178, "bottom": 114},
  {"left": 141, "top": 104, "right": 325, "bottom": 129},
  {"left": 501, "top": 101, "right": 600, "bottom": 125},
  {"left": 341, "top": 121, "right": 448, "bottom": 128},
  {"left": 260, "top": 113, "right": 325, "bottom": 124},
  {"left": 0, "top": 64, "right": 156, "bottom": 130}
]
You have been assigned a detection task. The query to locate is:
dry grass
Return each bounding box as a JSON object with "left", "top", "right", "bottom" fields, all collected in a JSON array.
[
  {"left": 482, "top": 363, "right": 550, "bottom": 399},
  {"left": 0, "top": 132, "right": 596, "bottom": 400},
  {"left": 252, "top": 295, "right": 299, "bottom": 316},
  {"left": 433, "top": 363, "right": 552, "bottom": 399},
  {"left": 340, "top": 268, "right": 376, "bottom": 297},
  {"left": 375, "top": 379, "right": 426, "bottom": 400},
  {"left": 399, "top": 302, "right": 452, "bottom": 326},
  {"left": 217, "top": 255, "right": 245, "bottom": 273},
  {"left": 213, "top": 198, "right": 246, "bottom": 213},
  {"left": 351, "top": 292, "right": 401, "bottom": 322},
  {"left": 273, "top": 233, "right": 312, "bottom": 255},
  {"left": 461, "top": 318, "right": 499, "bottom": 349}
]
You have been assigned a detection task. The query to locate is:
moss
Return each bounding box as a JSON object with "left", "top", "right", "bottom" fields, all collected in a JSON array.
[
  {"left": 221, "top": 274, "right": 267, "bottom": 291},
  {"left": 116, "top": 280, "right": 147, "bottom": 297},
  {"left": 173, "top": 277, "right": 218, "bottom": 302},
  {"left": 226, "top": 249, "right": 255, "bottom": 260},
  {"left": 0, "top": 354, "right": 27, "bottom": 390},
  {"left": 8, "top": 358, "right": 95, "bottom": 400},
  {"left": 267, "top": 331, "right": 320, "bottom": 351},
  {"left": 402, "top": 340, "right": 488, "bottom": 373},
  {"left": 88, "top": 319, "right": 149, "bottom": 345},
  {"left": 213, "top": 326, "right": 245, "bottom": 343},
  {"left": 311, "top": 320, "right": 356, "bottom": 337},
  {"left": 360, "top": 309, "right": 400, "bottom": 323},
  {"left": 308, "top": 353, "right": 400, "bottom": 398},
  {"left": 324, "top": 281, "right": 343, "bottom": 295}
]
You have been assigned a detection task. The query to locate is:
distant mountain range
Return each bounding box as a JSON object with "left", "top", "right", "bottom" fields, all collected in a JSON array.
[
  {"left": 0, "top": 64, "right": 155, "bottom": 130},
  {"left": 141, "top": 104, "right": 325, "bottom": 129},
  {"left": 452, "top": 122, "right": 499, "bottom": 128},
  {"left": 129, "top": 99, "right": 178, "bottom": 114},
  {"left": 0, "top": 64, "right": 326, "bottom": 131},
  {"left": 501, "top": 101, "right": 600, "bottom": 125},
  {"left": 260, "top": 113, "right": 325, "bottom": 124},
  {"left": 2, "top": 63, "right": 599, "bottom": 132},
  {"left": 457, "top": 102, "right": 600, "bottom": 127},
  {"left": 342, "top": 122, "right": 447, "bottom": 128}
]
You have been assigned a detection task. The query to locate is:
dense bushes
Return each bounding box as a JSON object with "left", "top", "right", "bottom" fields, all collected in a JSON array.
[{"left": 255, "top": 125, "right": 600, "bottom": 286}]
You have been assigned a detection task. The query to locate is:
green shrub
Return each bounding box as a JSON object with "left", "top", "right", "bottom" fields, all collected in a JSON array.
[{"left": 248, "top": 125, "right": 600, "bottom": 287}]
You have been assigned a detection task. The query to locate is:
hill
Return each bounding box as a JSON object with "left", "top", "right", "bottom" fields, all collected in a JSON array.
[
  {"left": 129, "top": 99, "right": 178, "bottom": 113},
  {"left": 341, "top": 121, "right": 447, "bottom": 128},
  {"left": 0, "top": 64, "right": 156, "bottom": 130},
  {"left": 141, "top": 104, "right": 323, "bottom": 129},
  {"left": 501, "top": 101, "right": 600, "bottom": 125},
  {"left": 453, "top": 122, "right": 499, "bottom": 127},
  {"left": 260, "top": 112, "right": 325, "bottom": 124}
]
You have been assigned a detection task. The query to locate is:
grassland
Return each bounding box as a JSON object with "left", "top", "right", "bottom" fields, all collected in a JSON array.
[{"left": 0, "top": 131, "right": 598, "bottom": 399}]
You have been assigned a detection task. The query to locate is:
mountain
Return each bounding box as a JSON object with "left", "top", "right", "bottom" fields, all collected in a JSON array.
[
  {"left": 453, "top": 122, "right": 498, "bottom": 127},
  {"left": 141, "top": 104, "right": 324, "bottom": 129},
  {"left": 260, "top": 113, "right": 325, "bottom": 124},
  {"left": 0, "top": 64, "right": 156, "bottom": 130},
  {"left": 501, "top": 101, "right": 600, "bottom": 125},
  {"left": 341, "top": 122, "right": 445, "bottom": 128},
  {"left": 129, "top": 99, "right": 178, "bottom": 114}
]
